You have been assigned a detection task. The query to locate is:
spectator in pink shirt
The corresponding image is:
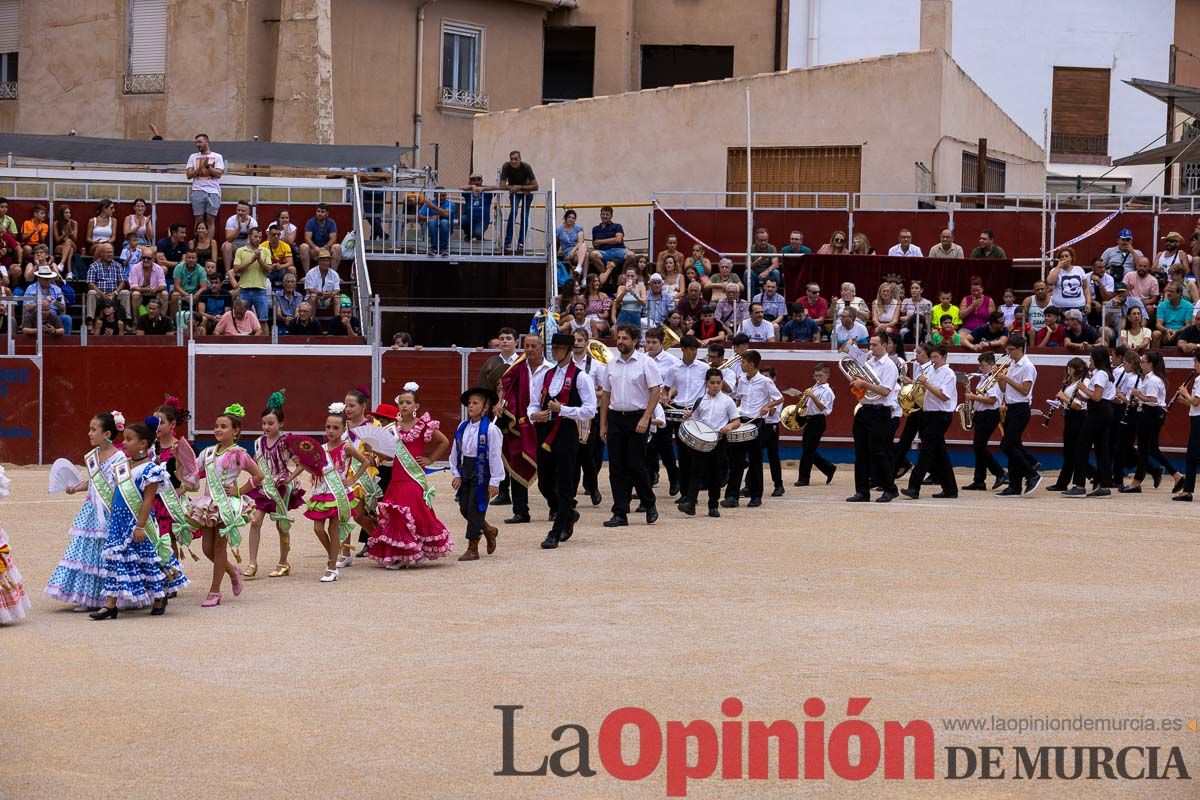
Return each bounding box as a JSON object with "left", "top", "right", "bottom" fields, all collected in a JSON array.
[
  {"left": 1125, "top": 256, "right": 1160, "bottom": 314},
  {"left": 214, "top": 297, "right": 262, "bottom": 336},
  {"left": 127, "top": 255, "right": 168, "bottom": 314}
]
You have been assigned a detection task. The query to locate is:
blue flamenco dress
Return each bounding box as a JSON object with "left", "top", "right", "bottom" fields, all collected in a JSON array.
[
  {"left": 44, "top": 450, "right": 127, "bottom": 608},
  {"left": 101, "top": 461, "right": 189, "bottom": 608}
]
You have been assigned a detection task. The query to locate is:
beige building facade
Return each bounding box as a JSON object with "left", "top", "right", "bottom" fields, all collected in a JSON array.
[{"left": 0, "top": 0, "right": 787, "bottom": 183}]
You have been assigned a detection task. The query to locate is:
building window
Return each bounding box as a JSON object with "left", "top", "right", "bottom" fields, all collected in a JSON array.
[
  {"left": 0, "top": 0, "right": 19, "bottom": 100},
  {"left": 543, "top": 26, "right": 594, "bottom": 103},
  {"left": 125, "top": 0, "right": 166, "bottom": 94},
  {"left": 642, "top": 45, "right": 733, "bottom": 90},
  {"left": 961, "top": 152, "right": 1007, "bottom": 194},
  {"left": 440, "top": 21, "right": 487, "bottom": 112},
  {"left": 1050, "top": 66, "right": 1110, "bottom": 163},
  {"left": 726, "top": 146, "right": 862, "bottom": 208}
]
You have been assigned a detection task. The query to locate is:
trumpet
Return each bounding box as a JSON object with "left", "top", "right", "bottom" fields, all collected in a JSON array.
[
  {"left": 975, "top": 355, "right": 1012, "bottom": 394},
  {"left": 838, "top": 357, "right": 882, "bottom": 403},
  {"left": 717, "top": 351, "right": 745, "bottom": 371}
]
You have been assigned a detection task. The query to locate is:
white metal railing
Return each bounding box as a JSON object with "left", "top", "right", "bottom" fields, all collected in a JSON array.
[{"left": 439, "top": 86, "right": 489, "bottom": 112}]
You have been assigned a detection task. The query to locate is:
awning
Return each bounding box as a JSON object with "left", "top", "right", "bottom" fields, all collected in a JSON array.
[
  {"left": 0, "top": 133, "right": 413, "bottom": 168},
  {"left": 1113, "top": 136, "right": 1200, "bottom": 167},
  {"left": 1123, "top": 77, "right": 1200, "bottom": 116}
]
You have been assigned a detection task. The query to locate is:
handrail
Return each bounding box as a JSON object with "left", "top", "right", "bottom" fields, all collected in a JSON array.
[{"left": 351, "top": 173, "right": 373, "bottom": 340}]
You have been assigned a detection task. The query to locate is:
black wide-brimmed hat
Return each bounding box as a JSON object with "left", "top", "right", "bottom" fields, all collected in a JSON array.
[{"left": 461, "top": 386, "right": 499, "bottom": 407}]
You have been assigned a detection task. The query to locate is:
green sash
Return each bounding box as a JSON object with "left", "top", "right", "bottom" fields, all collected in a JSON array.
[
  {"left": 322, "top": 450, "right": 355, "bottom": 543},
  {"left": 114, "top": 461, "right": 178, "bottom": 578},
  {"left": 255, "top": 436, "right": 294, "bottom": 535},
  {"left": 206, "top": 447, "right": 249, "bottom": 550},
  {"left": 392, "top": 429, "right": 436, "bottom": 508},
  {"left": 157, "top": 477, "right": 199, "bottom": 556},
  {"left": 85, "top": 447, "right": 115, "bottom": 511}
]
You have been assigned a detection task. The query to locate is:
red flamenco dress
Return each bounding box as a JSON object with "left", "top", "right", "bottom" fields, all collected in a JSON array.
[{"left": 366, "top": 414, "right": 453, "bottom": 565}]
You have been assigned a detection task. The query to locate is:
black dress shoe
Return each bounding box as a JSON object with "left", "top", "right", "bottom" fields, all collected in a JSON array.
[
  {"left": 89, "top": 606, "right": 119, "bottom": 621},
  {"left": 771, "top": 486, "right": 785, "bottom": 497},
  {"left": 1172, "top": 477, "right": 1185, "bottom": 494},
  {"left": 824, "top": 466, "right": 837, "bottom": 484},
  {"left": 650, "top": 473, "right": 660, "bottom": 486},
  {"left": 504, "top": 514, "right": 531, "bottom": 524},
  {"left": 645, "top": 506, "right": 658, "bottom": 524},
  {"left": 634, "top": 504, "right": 648, "bottom": 513},
  {"left": 150, "top": 598, "right": 168, "bottom": 616},
  {"left": 540, "top": 531, "right": 559, "bottom": 549},
  {"left": 921, "top": 476, "right": 937, "bottom": 486},
  {"left": 558, "top": 511, "right": 580, "bottom": 542},
  {"left": 1151, "top": 466, "right": 1163, "bottom": 489},
  {"left": 900, "top": 488, "right": 919, "bottom": 500},
  {"left": 962, "top": 481, "right": 988, "bottom": 491},
  {"left": 875, "top": 491, "right": 898, "bottom": 503},
  {"left": 846, "top": 493, "right": 870, "bottom": 502},
  {"left": 1118, "top": 485, "right": 1142, "bottom": 494},
  {"left": 932, "top": 491, "right": 958, "bottom": 499},
  {"left": 590, "top": 490, "right": 602, "bottom": 506},
  {"left": 793, "top": 479, "right": 810, "bottom": 487},
  {"left": 603, "top": 515, "right": 629, "bottom": 527},
  {"left": 1045, "top": 483, "right": 1069, "bottom": 492},
  {"left": 995, "top": 487, "right": 1022, "bottom": 497},
  {"left": 720, "top": 498, "right": 738, "bottom": 508},
  {"left": 669, "top": 480, "right": 679, "bottom": 496},
  {"left": 1172, "top": 493, "right": 1193, "bottom": 502},
  {"left": 491, "top": 493, "right": 512, "bottom": 506},
  {"left": 679, "top": 501, "right": 696, "bottom": 516},
  {"left": 708, "top": 507, "right": 720, "bottom": 518},
  {"left": 747, "top": 498, "right": 762, "bottom": 508}
]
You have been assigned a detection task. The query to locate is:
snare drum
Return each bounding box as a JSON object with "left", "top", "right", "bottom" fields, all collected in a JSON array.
[
  {"left": 678, "top": 419, "right": 719, "bottom": 452},
  {"left": 664, "top": 405, "right": 689, "bottom": 423},
  {"left": 726, "top": 421, "right": 759, "bottom": 443}
]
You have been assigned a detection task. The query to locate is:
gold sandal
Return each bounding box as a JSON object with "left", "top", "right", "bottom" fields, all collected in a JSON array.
[
  {"left": 268, "top": 563, "right": 291, "bottom": 577},
  {"left": 242, "top": 564, "right": 258, "bottom": 578}
]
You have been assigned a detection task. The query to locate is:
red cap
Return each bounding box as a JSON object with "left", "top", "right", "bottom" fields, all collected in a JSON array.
[{"left": 372, "top": 403, "right": 398, "bottom": 420}]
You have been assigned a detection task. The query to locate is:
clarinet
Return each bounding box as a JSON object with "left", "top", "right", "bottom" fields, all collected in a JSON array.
[{"left": 1164, "top": 379, "right": 1192, "bottom": 412}]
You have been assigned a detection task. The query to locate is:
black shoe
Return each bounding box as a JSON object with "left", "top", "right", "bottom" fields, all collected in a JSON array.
[
  {"left": 634, "top": 504, "right": 648, "bottom": 513},
  {"left": 895, "top": 462, "right": 912, "bottom": 480},
  {"left": 875, "top": 491, "right": 898, "bottom": 503},
  {"left": 89, "top": 606, "right": 118, "bottom": 621},
  {"left": 1045, "top": 483, "right": 1070, "bottom": 492},
  {"left": 708, "top": 507, "right": 720, "bottom": 518},
  {"left": 504, "top": 514, "right": 531, "bottom": 524},
  {"left": 921, "top": 476, "right": 937, "bottom": 486},
  {"left": 540, "top": 531, "right": 559, "bottom": 549},
  {"left": 932, "top": 491, "right": 958, "bottom": 499},
  {"left": 679, "top": 501, "right": 696, "bottom": 516},
  {"left": 558, "top": 511, "right": 580, "bottom": 542},
  {"left": 846, "top": 493, "right": 870, "bottom": 502},
  {"left": 794, "top": 479, "right": 810, "bottom": 487},
  {"left": 992, "top": 474, "right": 1009, "bottom": 490},
  {"left": 747, "top": 498, "right": 762, "bottom": 508},
  {"left": 1172, "top": 477, "right": 1185, "bottom": 494},
  {"left": 1023, "top": 474, "right": 1043, "bottom": 496},
  {"left": 900, "top": 488, "right": 919, "bottom": 500},
  {"left": 491, "top": 493, "right": 512, "bottom": 506},
  {"left": 824, "top": 466, "right": 837, "bottom": 484},
  {"left": 1151, "top": 466, "right": 1164, "bottom": 489},
  {"left": 150, "top": 599, "right": 168, "bottom": 616},
  {"left": 1086, "top": 487, "right": 1112, "bottom": 498},
  {"left": 590, "top": 490, "right": 602, "bottom": 506},
  {"left": 645, "top": 506, "right": 658, "bottom": 524},
  {"left": 549, "top": 509, "right": 557, "bottom": 522},
  {"left": 603, "top": 515, "right": 629, "bottom": 527},
  {"left": 669, "top": 480, "right": 679, "bottom": 497},
  {"left": 1062, "top": 486, "right": 1087, "bottom": 497},
  {"left": 1118, "top": 485, "right": 1142, "bottom": 494},
  {"left": 771, "top": 486, "right": 785, "bottom": 497},
  {"left": 720, "top": 498, "right": 738, "bottom": 508},
  {"left": 1172, "top": 493, "right": 1193, "bottom": 502},
  {"left": 995, "top": 487, "right": 1022, "bottom": 497},
  {"left": 962, "top": 481, "right": 988, "bottom": 491},
  {"left": 1032, "top": 461, "right": 1043, "bottom": 473}
]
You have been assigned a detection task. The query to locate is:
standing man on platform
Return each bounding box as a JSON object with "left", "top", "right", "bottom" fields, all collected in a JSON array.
[
  {"left": 478, "top": 327, "right": 521, "bottom": 505},
  {"left": 600, "top": 324, "right": 662, "bottom": 527},
  {"left": 186, "top": 133, "right": 224, "bottom": 234},
  {"left": 498, "top": 332, "right": 551, "bottom": 524},
  {"left": 499, "top": 151, "right": 538, "bottom": 254}
]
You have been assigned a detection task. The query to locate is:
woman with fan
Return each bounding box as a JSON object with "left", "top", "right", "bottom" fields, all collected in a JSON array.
[
  {"left": 45, "top": 412, "right": 128, "bottom": 612},
  {"left": 187, "top": 405, "right": 264, "bottom": 607},
  {"left": 0, "top": 466, "right": 30, "bottom": 624},
  {"left": 242, "top": 390, "right": 305, "bottom": 578},
  {"left": 152, "top": 396, "right": 198, "bottom": 564},
  {"left": 366, "top": 382, "right": 454, "bottom": 568}
]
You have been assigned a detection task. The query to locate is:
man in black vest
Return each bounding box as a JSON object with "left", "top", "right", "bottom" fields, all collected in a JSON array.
[{"left": 528, "top": 333, "right": 597, "bottom": 548}]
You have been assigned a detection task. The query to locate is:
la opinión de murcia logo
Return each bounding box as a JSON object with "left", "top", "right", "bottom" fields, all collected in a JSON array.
[{"left": 496, "top": 700, "right": 1191, "bottom": 797}]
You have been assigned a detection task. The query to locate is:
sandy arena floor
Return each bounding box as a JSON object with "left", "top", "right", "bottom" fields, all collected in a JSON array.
[{"left": 4, "top": 463, "right": 1198, "bottom": 799}]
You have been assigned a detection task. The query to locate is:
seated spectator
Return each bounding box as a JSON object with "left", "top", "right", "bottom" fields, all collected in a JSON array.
[
  {"left": 683, "top": 259, "right": 707, "bottom": 292},
  {"left": 930, "top": 290, "right": 962, "bottom": 330},
  {"left": 54, "top": 204, "right": 79, "bottom": 278},
  {"left": 1023, "top": 280, "right": 1052, "bottom": 334},
  {"left": 1100, "top": 228, "right": 1143, "bottom": 280},
  {"left": 645, "top": 273, "right": 674, "bottom": 327},
  {"left": 928, "top": 229, "right": 964, "bottom": 259},
  {"left": 833, "top": 281, "right": 870, "bottom": 323},
  {"left": 1153, "top": 282, "right": 1195, "bottom": 347},
  {"left": 21, "top": 294, "right": 65, "bottom": 337},
  {"left": 887, "top": 228, "right": 923, "bottom": 257},
  {"left": 19, "top": 203, "right": 49, "bottom": 264},
  {"left": 21, "top": 243, "right": 66, "bottom": 284},
  {"left": 715, "top": 283, "right": 750, "bottom": 331},
  {"left": 556, "top": 209, "right": 586, "bottom": 280},
  {"left": 1036, "top": 306, "right": 1065, "bottom": 347},
  {"left": 190, "top": 220, "right": 219, "bottom": 275},
  {"left": 136, "top": 299, "right": 173, "bottom": 335},
  {"left": 834, "top": 308, "right": 870, "bottom": 351},
  {"left": 959, "top": 277, "right": 996, "bottom": 331},
  {"left": 222, "top": 200, "right": 258, "bottom": 273},
  {"left": 1168, "top": 261, "right": 1200, "bottom": 304},
  {"left": 753, "top": 278, "right": 787, "bottom": 322},
  {"left": 660, "top": 254, "right": 684, "bottom": 297},
  {"left": 588, "top": 205, "right": 637, "bottom": 275},
  {"left": 631, "top": 253, "right": 653, "bottom": 284},
  {"left": 970, "top": 229, "right": 1006, "bottom": 259},
  {"left": 780, "top": 303, "right": 821, "bottom": 343},
  {"left": 851, "top": 232, "right": 874, "bottom": 255},
  {"left": 195, "top": 268, "right": 235, "bottom": 332},
  {"left": 304, "top": 247, "right": 341, "bottom": 309},
  {"left": 900, "top": 279, "right": 933, "bottom": 342},
  {"left": 458, "top": 173, "right": 495, "bottom": 241},
  {"left": 275, "top": 209, "right": 299, "bottom": 249},
  {"left": 817, "top": 230, "right": 849, "bottom": 255},
  {"left": 663, "top": 310, "right": 687, "bottom": 344},
  {"left": 739, "top": 302, "right": 776, "bottom": 343},
  {"left": 962, "top": 311, "right": 1009, "bottom": 352},
  {"left": 871, "top": 281, "right": 901, "bottom": 334},
  {"left": 998, "top": 288, "right": 1019, "bottom": 328},
  {"left": 417, "top": 189, "right": 455, "bottom": 257},
  {"left": 675, "top": 280, "right": 706, "bottom": 328},
  {"left": 231, "top": 226, "right": 272, "bottom": 322},
  {"left": 655, "top": 234, "right": 689, "bottom": 275},
  {"left": 1, "top": 225, "right": 20, "bottom": 292},
  {"left": 391, "top": 331, "right": 419, "bottom": 349},
  {"left": 127, "top": 253, "right": 169, "bottom": 316},
  {"left": 1102, "top": 284, "right": 1147, "bottom": 339},
  {"left": 285, "top": 301, "right": 325, "bottom": 336},
  {"left": 84, "top": 199, "right": 116, "bottom": 259},
  {"left": 748, "top": 227, "right": 781, "bottom": 294},
  {"left": 611, "top": 266, "right": 646, "bottom": 327},
  {"left": 123, "top": 197, "right": 156, "bottom": 260},
  {"left": 119, "top": 230, "right": 144, "bottom": 269},
  {"left": 85, "top": 243, "right": 133, "bottom": 322},
  {"left": 1154, "top": 231, "right": 1191, "bottom": 279},
  {"left": 799, "top": 282, "right": 829, "bottom": 327},
  {"left": 274, "top": 272, "right": 304, "bottom": 328},
  {"left": 264, "top": 223, "right": 296, "bottom": 288},
  {"left": 583, "top": 273, "right": 612, "bottom": 338},
  {"left": 707, "top": 258, "right": 743, "bottom": 303},
  {"left": 1176, "top": 317, "right": 1200, "bottom": 355},
  {"left": 564, "top": 301, "right": 595, "bottom": 338},
  {"left": 170, "top": 250, "right": 207, "bottom": 319},
  {"left": 686, "top": 242, "right": 712, "bottom": 277},
  {"left": 214, "top": 297, "right": 262, "bottom": 336},
  {"left": 1120, "top": 307, "right": 1152, "bottom": 352},
  {"left": 328, "top": 297, "right": 361, "bottom": 336},
  {"left": 155, "top": 223, "right": 190, "bottom": 272},
  {"left": 1124, "top": 256, "right": 1160, "bottom": 313},
  {"left": 1009, "top": 305, "right": 1034, "bottom": 341},
  {"left": 931, "top": 316, "right": 963, "bottom": 346},
  {"left": 21, "top": 264, "right": 71, "bottom": 335},
  {"left": 92, "top": 300, "right": 125, "bottom": 336},
  {"left": 689, "top": 304, "right": 727, "bottom": 345},
  {"left": 1061, "top": 308, "right": 1099, "bottom": 352},
  {"left": 781, "top": 230, "right": 811, "bottom": 261},
  {"left": 0, "top": 198, "right": 14, "bottom": 240},
  {"left": 1087, "top": 257, "right": 1115, "bottom": 322}
]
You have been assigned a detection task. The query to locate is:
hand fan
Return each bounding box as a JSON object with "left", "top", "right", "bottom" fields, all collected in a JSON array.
[
  {"left": 285, "top": 433, "right": 328, "bottom": 476},
  {"left": 174, "top": 438, "right": 199, "bottom": 489},
  {"left": 48, "top": 458, "right": 83, "bottom": 494},
  {"left": 352, "top": 424, "right": 397, "bottom": 460}
]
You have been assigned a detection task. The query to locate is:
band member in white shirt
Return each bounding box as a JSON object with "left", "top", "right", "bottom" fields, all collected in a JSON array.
[
  {"left": 571, "top": 328, "right": 606, "bottom": 506},
  {"left": 795, "top": 362, "right": 837, "bottom": 486},
  {"left": 961, "top": 351, "right": 1008, "bottom": 490},
  {"left": 668, "top": 335, "right": 709, "bottom": 503},
  {"left": 900, "top": 344, "right": 959, "bottom": 499},
  {"left": 678, "top": 368, "right": 741, "bottom": 517},
  {"left": 759, "top": 366, "right": 786, "bottom": 496},
  {"left": 893, "top": 339, "right": 931, "bottom": 480},
  {"left": 847, "top": 335, "right": 900, "bottom": 502},
  {"left": 599, "top": 323, "right": 663, "bottom": 526},
  {"left": 706, "top": 343, "right": 738, "bottom": 394},
  {"left": 503, "top": 333, "right": 553, "bottom": 522},
  {"left": 725, "top": 350, "right": 783, "bottom": 507},
  {"left": 1172, "top": 352, "right": 1200, "bottom": 501},
  {"left": 1123, "top": 351, "right": 1184, "bottom": 493},
  {"left": 1046, "top": 358, "right": 1091, "bottom": 492},
  {"left": 994, "top": 335, "right": 1043, "bottom": 496},
  {"left": 1109, "top": 349, "right": 1145, "bottom": 488},
  {"left": 1064, "top": 346, "right": 1117, "bottom": 497},
  {"left": 645, "top": 327, "right": 682, "bottom": 495}
]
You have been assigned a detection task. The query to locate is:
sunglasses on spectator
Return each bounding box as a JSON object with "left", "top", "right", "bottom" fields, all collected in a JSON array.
[
  {"left": 833, "top": 238, "right": 845, "bottom": 244},
  {"left": 807, "top": 289, "right": 819, "bottom": 294}
]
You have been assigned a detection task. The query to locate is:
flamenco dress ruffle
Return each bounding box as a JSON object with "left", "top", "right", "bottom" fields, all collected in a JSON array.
[{"left": 0, "top": 528, "right": 30, "bottom": 623}]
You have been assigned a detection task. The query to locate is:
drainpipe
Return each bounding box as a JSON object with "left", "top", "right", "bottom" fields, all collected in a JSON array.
[
  {"left": 414, "top": 1, "right": 438, "bottom": 169},
  {"left": 807, "top": 0, "right": 820, "bottom": 67},
  {"left": 773, "top": 0, "right": 784, "bottom": 71}
]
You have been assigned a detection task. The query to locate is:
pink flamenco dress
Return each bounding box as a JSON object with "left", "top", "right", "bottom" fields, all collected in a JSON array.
[
  {"left": 0, "top": 467, "right": 29, "bottom": 624},
  {"left": 303, "top": 441, "right": 360, "bottom": 521},
  {"left": 244, "top": 435, "right": 306, "bottom": 515},
  {"left": 366, "top": 414, "right": 454, "bottom": 565}
]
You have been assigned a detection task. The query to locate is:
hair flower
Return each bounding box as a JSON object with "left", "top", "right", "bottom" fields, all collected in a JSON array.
[
  {"left": 403, "top": 381, "right": 420, "bottom": 392},
  {"left": 111, "top": 410, "right": 126, "bottom": 431},
  {"left": 328, "top": 402, "right": 346, "bottom": 415}
]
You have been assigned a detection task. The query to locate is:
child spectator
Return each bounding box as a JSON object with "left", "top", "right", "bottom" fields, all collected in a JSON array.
[
  {"left": 931, "top": 290, "right": 962, "bottom": 330},
  {"left": 19, "top": 204, "right": 48, "bottom": 264},
  {"left": 930, "top": 316, "right": 962, "bottom": 347}
]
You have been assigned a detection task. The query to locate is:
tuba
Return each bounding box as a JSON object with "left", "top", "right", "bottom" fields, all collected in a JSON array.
[
  {"left": 586, "top": 339, "right": 613, "bottom": 365},
  {"left": 779, "top": 387, "right": 813, "bottom": 432},
  {"left": 898, "top": 362, "right": 927, "bottom": 416},
  {"left": 660, "top": 325, "right": 681, "bottom": 351},
  {"left": 838, "top": 357, "right": 882, "bottom": 403}
]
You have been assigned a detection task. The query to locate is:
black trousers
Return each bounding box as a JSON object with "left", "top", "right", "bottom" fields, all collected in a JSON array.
[
  {"left": 908, "top": 410, "right": 957, "bottom": 494},
  {"left": 970, "top": 409, "right": 1005, "bottom": 482},
  {"left": 457, "top": 457, "right": 488, "bottom": 540},
  {"left": 797, "top": 415, "right": 834, "bottom": 482},
  {"left": 358, "top": 463, "right": 392, "bottom": 543},
  {"left": 687, "top": 441, "right": 729, "bottom": 508},
  {"left": 647, "top": 422, "right": 679, "bottom": 484},
  {"left": 511, "top": 477, "right": 530, "bottom": 517},
  {"left": 535, "top": 422, "right": 556, "bottom": 513},
  {"left": 893, "top": 410, "right": 925, "bottom": 470},
  {"left": 1058, "top": 410, "right": 1088, "bottom": 487},
  {"left": 1110, "top": 407, "right": 1138, "bottom": 485},
  {"left": 574, "top": 420, "right": 600, "bottom": 495},
  {"left": 762, "top": 422, "right": 783, "bottom": 489},
  {"left": 726, "top": 422, "right": 764, "bottom": 501},
  {"left": 676, "top": 424, "right": 694, "bottom": 499},
  {"left": 1000, "top": 402, "right": 1037, "bottom": 485},
  {"left": 853, "top": 405, "right": 896, "bottom": 495},
  {"left": 607, "top": 410, "right": 655, "bottom": 514},
  {"left": 537, "top": 421, "right": 579, "bottom": 534},
  {"left": 1134, "top": 408, "right": 1175, "bottom": 481},
  {"left": 1074, "top": 402, "right": 1114, "bottom": 488},
  {"left": 1183, "top": 416, "right": 1200, "bottom": 494}
]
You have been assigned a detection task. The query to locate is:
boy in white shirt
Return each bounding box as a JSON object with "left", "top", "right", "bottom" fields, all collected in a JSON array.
[{"left": 678, "top": 368, "right": 740, "bottom": 517}]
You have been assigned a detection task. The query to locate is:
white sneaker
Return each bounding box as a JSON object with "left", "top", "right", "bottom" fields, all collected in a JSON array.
[{"left": 320, "top": 568, "right": 339, "bottom": 583}]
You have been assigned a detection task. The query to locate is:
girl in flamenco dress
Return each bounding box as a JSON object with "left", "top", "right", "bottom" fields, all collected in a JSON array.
[
  {"left": 242, "top": 390, "right": 305, "bottom": 579},
  {"left": 89, "top": 418, "right": 190, "bottom": 620},
  {"left": 44, "top": 412, "right": 128, "bottom": 611},
  {"left": 151, "top": 396, "right": 198, "bottom": 564},
  {"left": 366, "top": 382, "right": 455, "bottom": 569},
  {"left": 0, "top": 466, "right": 30, "bottom": 624}
]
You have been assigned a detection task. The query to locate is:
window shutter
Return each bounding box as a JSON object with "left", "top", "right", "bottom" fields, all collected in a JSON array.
[
  {"left": 727, "top": 146, "right": 861, "bottom": 208},
  {"left": 128, "top": 0, "right": 167, "bottom": 74},
  {"left": 1051, "top": 67, "right": 1110, "bottom": 156},
  {"left": 0, "top": 1, "right": 20, "bottom": 55}
]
